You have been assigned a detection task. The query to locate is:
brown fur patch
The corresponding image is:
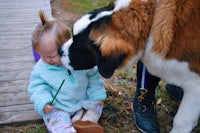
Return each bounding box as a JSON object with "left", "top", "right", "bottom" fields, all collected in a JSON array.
[
  {"left": 151, "top": 0, "right": 176, "bottom": 55},
  {"left": 152, "top": 0, "right": 200, "bottom": 74},
  {"left": 90, "top": 0, "right": 156, "bottom": 67},
  {"left": 89, "top": 0, "right": 200, "bottom": 75}
]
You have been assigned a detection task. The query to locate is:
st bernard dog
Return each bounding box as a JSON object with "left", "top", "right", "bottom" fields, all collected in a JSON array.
[{"left": 59, "top": 0, "right": 200, "bottom": 132}]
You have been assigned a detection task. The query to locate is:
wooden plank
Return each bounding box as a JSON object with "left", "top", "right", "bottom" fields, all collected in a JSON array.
[
  {"left": 0, "top": 24, "right": 38, "bottom": 32},
  {"left": 0, "top": 104, "right": 35, "bottom": 113},
  {"left": 0, "top": 83, "right": 29, "bottom": 94},
  {"left": 0, "top": 107, "right": 41, "bottom": 124},
  {"left": 0, "top": 21, "right": 39, "bottom": 25},
  {"left": 0, "top": 30, "right": 35, "bottom": 36},
  {"left": 0, "top": 54, "right": 34, "bottom": 63},
  {"left": 0, "top": 39, "right": 31, "bottom": 44},
  {"left": 0, "top": 9, "right": 52, "bottom": 17},
  {"left": 0, "top": 91, "right": 32, "bottom": 106},
  {"left": 0, "top": 94, "right": 31, "bottom": 105},
  {"left": 0, "top": 16, "right": 39, "bottom": 22},
  {"left": 0, "top": 49, "right": 33, "bottom": 56},
  {"left": 0, "top": 80, "right": 31, "bottom": 93},
  {"left": 0, "top": 70, "right": 33, "bottom": 82},
  {"left": 0, "top": 34, "right": 31, "bottom": 38},
  {"left": 0, "top": 28, "right": 35, "bottom": 33},
  {"left": 0, "top": 0, "right": 51, "bottom": 7},
  {"left": 0, "top": 0, "right": 52, "bottom": 124},
  {"left": 0, "top": 45, "right": 32, "bottom": 50}
]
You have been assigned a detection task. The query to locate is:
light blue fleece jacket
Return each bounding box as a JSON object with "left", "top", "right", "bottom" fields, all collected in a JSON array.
[{"left": 28, "top": 59, "right": 107, "bottom": 117}]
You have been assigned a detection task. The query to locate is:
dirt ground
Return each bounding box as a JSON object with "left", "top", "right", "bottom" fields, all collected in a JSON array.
[{"left": 51, "top": 0, "right": 81, "bottom": 27}]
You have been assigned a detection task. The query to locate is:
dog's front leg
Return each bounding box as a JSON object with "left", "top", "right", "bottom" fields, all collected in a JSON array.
[{"left": 170, "top": 88, "right": 200, "bottom": 133}]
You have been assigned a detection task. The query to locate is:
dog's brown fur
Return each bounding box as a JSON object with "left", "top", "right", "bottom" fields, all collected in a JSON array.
[
  {"left": 152, "top": 0, "right": 200, "bottom": 74},
  {"left": 90, "top": 0, "right": 200, "bottom": 75},
  {"left": 91, "top": 0, "right": 156, "bottom": 68}
]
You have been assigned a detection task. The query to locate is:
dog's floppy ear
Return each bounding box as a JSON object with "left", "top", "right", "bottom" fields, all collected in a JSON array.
[{"left": 96, "top": 50, "right": 127, "bottom": 78}]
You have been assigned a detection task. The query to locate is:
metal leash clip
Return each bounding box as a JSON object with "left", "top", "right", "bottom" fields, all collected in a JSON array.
[{"left": 138, "top": 88, "right": 148, "bottom": 102}]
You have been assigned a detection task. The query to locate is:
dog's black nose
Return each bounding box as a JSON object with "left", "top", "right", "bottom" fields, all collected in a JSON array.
[{"left": 58, "top": 46, "right": 64, "bottom": 56}]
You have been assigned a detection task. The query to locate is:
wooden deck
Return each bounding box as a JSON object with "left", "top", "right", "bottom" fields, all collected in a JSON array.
[{"left": 0, "top": 0, "right": 52, "bottom": 124}]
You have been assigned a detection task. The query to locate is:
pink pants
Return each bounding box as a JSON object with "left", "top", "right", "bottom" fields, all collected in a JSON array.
[
  {"left": 43, "top": 109, "right": 76, "bottom": 133},
  {"left": 43, "top": 101, "right": 103, "bottom": 133}
]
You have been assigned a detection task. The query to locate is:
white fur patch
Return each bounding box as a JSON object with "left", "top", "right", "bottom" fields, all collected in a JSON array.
[
  {"left": 156, "top": 0, "right": 160, "bottom": 3},
  {"left": 73, "top": 0, "right": 132, "bottom": 35},
  {"left": 92, "top": 11, "right": 114, "bottom": 22},
  {"left": 61, "top": 38, "right": 74, "bottom": 70},
  {"left": 73, "top": 14, "right": 92, "bottom": 35},
  {"left": 143, "top": 36, "right": 200, "bottom": 88},
  {"left": 73, "top": 11, "right": 114, "bottom": 35},
  {"left": 123, "top": 51, "right": 143, "bottom": 69},
  {"left": 73, "top": 11, "right": 115, "bottom": 35},
  {"left": 114, "top": 0, "right": 132, "bottom": 12}
]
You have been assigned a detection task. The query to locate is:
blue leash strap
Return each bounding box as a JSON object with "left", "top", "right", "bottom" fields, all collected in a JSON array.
[{"left": 138, "top": 63, "right": 148, "bottom": 102}]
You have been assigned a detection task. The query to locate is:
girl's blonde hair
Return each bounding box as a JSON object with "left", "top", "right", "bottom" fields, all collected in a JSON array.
[{"left": 32, "top": 10, "right": 71, "bottom": 50}]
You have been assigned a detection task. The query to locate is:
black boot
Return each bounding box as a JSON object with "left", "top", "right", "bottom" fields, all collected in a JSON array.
[
  {"left": 133, "top": 61, "right": 160, "bottom": 133},
  {"left": 166, "top": 84, "right": 183, "bottom": 101}
]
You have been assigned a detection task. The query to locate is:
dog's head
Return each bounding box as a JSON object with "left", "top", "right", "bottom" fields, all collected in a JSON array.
[{"left": 59, "top": 0, "right": 156, "bottom": 78}]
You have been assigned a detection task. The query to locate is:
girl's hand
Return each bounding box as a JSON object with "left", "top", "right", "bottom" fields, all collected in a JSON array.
[
  {"left": 98, "top": 101, "right": 104, "bottom": 105},
  {"left": 44, "top": 104, "right": 53, "bottom": 114}
]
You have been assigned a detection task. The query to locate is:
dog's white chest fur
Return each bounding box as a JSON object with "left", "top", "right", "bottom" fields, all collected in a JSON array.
[{"left": 143, "top": 36, "right": 200, "bottom": 90}]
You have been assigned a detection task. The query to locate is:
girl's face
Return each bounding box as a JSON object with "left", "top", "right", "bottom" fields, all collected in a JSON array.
[
  {"left": 39, "top": 48, "right": 61, "bottom": 66},
  {"left": 36, "top": 34, "right": 62, "bottom": 66}
]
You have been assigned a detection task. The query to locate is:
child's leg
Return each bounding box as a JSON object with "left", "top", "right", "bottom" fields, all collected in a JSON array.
[
  {"left": 72, "top": 109, "right": 83, "bottom": 123},
  {"left": 74, "top": 101, "right": 104, "bottom": 133},
  {"left": 81, "top": 101, "right": 103, "bottom": 123},
  {"left": 43, "top": 109, "right": 76, "bottom": 133}
]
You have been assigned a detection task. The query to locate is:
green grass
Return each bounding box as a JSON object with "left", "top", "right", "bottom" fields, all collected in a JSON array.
[{"left": 59, "top": 0, "right": 113, "bottom": 14}]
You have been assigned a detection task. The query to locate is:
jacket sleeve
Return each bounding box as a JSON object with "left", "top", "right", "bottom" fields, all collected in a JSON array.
[
  {"left": 86, "top": 66, "right": 107, "bottom": 101},
  {"left": 28, "top": 68, "right": 53, "bottom": 117}
]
